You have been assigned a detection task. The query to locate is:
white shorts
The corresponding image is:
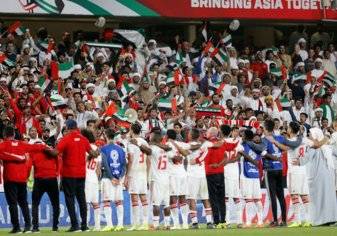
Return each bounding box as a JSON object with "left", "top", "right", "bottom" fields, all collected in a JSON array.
[
  {"left": 240, "top": 177, "right": 261, "bottom": 199},
  {"left": 225, "top": 177, "right": 241, "bottom": 199},
  {"left": 287, "top": 172, "right": 309, "bottom": 195},
  {"left": 85, "top": 181, "right": 99, "bottom": 203},
  {"left": 187, "top": 176, "right": 209, "bottom": 200},
  {"left": 169, "top": 175, "right": 187, "bottom": 196},
  {"left": 150, "top": 181, "right": 170, "bottom": 207},
  {"left": 128, "top": 176, "right": 147, "bottom": 195},
  {"left": 101, "top": 178, "right": 123, "bottom": 202}
]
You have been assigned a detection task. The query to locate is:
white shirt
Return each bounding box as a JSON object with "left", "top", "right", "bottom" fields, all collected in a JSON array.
[
  {"left": 224, "top": 138, "right": 244, "bottom": 180},
  {"left": 299, "top": 50, "right": 308, "bottom": 61},
  {"left": 186, "top": 141, "right": 213, "bottom": 178},
  {"left": 86, "top": 144, "right": 101, "bottom": 184},
  {"left": 76, "top": 111, "right": 99, "bottom": 129},
  {"left": 287, "top": 137, "right": 313, "bottom": 174},
  {"left": 149, "top": 145, "right": 174, "bottom": 184},
  {"left": 167, "top": 140, "right": 189, "bottom": 177},
  {"left": 127, "top": 137, "right": 149, "bottom": 178}
]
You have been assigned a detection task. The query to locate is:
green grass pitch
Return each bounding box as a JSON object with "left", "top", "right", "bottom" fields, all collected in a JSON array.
[{"left": 1, "top": 227, "right": 337, "bottom": 236}]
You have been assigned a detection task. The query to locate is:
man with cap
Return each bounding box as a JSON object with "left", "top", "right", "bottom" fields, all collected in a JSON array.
[{"left": 56, "top": 119, "right": 99, "bottom": 232}]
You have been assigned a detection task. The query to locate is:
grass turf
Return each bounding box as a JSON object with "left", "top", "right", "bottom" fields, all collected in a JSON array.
[{"left": 0, "top": 227, "right": 337, "bottom": 236}]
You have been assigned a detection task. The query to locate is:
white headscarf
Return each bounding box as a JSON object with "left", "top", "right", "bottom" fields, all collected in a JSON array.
[{"left": 309, "top": 127, "right": 335, "bottom": 170}]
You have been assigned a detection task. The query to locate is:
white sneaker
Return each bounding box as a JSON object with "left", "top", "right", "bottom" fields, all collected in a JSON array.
[
  {"left": 127, "top": 226, "right": 138, "bottom": 231},
  {"left": 182, "top": 224, "right": 189, "bottom": 230},
  {"left": 171, "top": 225, "right": 181, "bottom": 230}
]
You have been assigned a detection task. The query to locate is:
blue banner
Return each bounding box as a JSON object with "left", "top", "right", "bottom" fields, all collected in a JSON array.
[{"left": 0, "top": 191, "right": 207, "bottom": 228}]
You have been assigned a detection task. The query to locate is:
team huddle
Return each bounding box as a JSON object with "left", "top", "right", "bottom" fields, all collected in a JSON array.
[{"left": 0, "top": 117, "right": 332, "bottom": 233}]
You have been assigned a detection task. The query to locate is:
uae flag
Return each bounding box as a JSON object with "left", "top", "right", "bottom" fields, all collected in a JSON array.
[
  {"left": 275, "top": 96, "right": 291, "bottom": 112},
  {"left": 166, "top": 70, "right": 182, "bottom": 87},
  {"left": 204, "top": 42, "right": 217, "bottom": 55},
  {"left": 37, "top": 76, "right": 52, "bottom": 92},
  {"left": 209, "top": 81, "right": 226, "bottom": 95},
  {"left": 270, "top": 67, "right": 282, "bottom": 77},
  {"left": 104, "top": 102, "right": 118, "bottom": 116},
  {"left": 322, "top": 72, "right": 336, "bottom": 87},
  {"left": 212, "top": 48, "right": 229, "bottom": 66},
  {"left": 0, "top": 54, "right": 15, "bottom": 67},
  {"left": 118, "top": 80, "right": 134, "bottom": 100},
  {"left": 157, "top": 97, "right": 175, "bottom": 111},
  {"left": 221, "top": 34, "right": 232, "bottom": 47},
  {"left": 113, "top": 29, "right": 145, "bottom": 48},
  {"left": 270, "top": 66, "right": 288, "bottom": 80},
  {"left": 175, "top": 52, "right": 185, "bottom": 65},
  {"left": 50, "top": 94, "right": 66, "bottom": 108},
  {"left": 321, "top": 104, "right": 335, "bottom": 125},
  {"left": 112, "top": 108, "right": 131, "bottom": 128},
  {"left": 7, "top": 21, "right": 25, "bottom": 36},
  {"left": 292, "top": 73, "right": 307, "bottom": 83},
  {"left": 58, "top": 62, "right": 74, "bottom": 79}
]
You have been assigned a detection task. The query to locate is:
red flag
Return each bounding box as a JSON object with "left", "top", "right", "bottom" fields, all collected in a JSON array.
[
  {"left": 7, "top": 21, "right": 21, "bottom": 33},
  {"left": 104, "top": 102, "right": 118, "bottom": 116},
  {"left": 50, "top": 61, "right": 59, "bottom": 80}
]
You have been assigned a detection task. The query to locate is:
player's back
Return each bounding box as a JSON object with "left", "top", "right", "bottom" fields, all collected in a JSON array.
[
  {"left": 224, "top": 137, "right": 242, "bottom": 179},
  {"left": 86, "top": 144, "right": 101, "bottom": 184},
  {"left": 187, "top": 141, "right": 210, "bottom": 178},
  {"left": 167, "top": 140, "right": 188, "bottom": 177},
  {"left": 127, "top": 137, "right": 148, "bottom": 177},
  {"left": 149, "top": 145, "right": 171, "bottom": 184},
  {"left": 287, "top": 137, "right": 312, "bottom": 174}
]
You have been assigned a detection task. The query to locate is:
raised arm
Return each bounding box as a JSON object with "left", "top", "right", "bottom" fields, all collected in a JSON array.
[
  {"left": 244, "top": 141, "right": 266, "bottom": 154},
  {"left": 283, "top": 135, "right": 302, "bottom": 148},
  {"left": 239, "top": 150, "right": 258, "bottom": 166}
]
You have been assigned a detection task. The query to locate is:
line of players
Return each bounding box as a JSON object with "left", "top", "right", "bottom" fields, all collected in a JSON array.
[{"left": 82, "top": 119, "right": 321, "bottom": 231}]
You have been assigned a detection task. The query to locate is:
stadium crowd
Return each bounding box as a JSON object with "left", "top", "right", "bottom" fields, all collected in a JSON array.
[{"left": 0, "top": 19, "right": 337, "bottom": 234}]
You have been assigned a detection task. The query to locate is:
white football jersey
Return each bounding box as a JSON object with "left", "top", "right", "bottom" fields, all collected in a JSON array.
[
  {"left": 186, "top": 141, "right": 213, "bottom": 178},
  {"left": 86, "top": 144, "right": 101, "bottom": 184},
  {"left": 224, "top": 138, "right": 243, "bottom": 180},
  {"left": 149, "top": 145, "right": 174, "bottom": 184},
  {"left": 287, "top": 137, "right": 313, "bottom": 174},
  {"left": 127, "top": 137, "right": 149, "bottom": 178},
  {"left": 167, "top": 140, "right": 190, "bottom": 177}
]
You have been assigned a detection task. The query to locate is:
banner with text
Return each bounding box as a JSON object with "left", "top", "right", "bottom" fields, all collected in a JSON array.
[
  {"left": 0, "top": 0, "right": 336, "bottom": 20},
  {"left": 0, "top": 190, "right": 297, "bottom": 228}
]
